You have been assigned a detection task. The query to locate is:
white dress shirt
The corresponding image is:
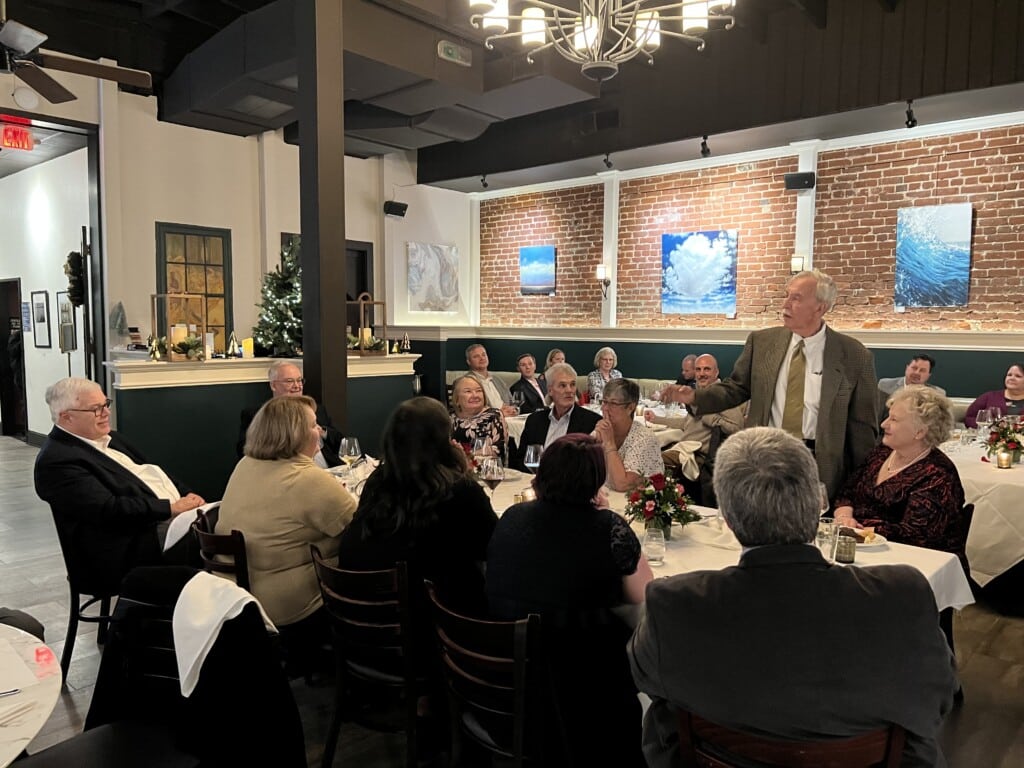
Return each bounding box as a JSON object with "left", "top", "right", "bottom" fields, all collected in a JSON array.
[
  {"left": 770, "top": 323, "right": 826, "bottom": 440},
  {"left": 61, "top": 426, "right": 181, "bottom": 501}
]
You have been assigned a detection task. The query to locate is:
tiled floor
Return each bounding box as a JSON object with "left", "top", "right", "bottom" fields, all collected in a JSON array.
[{"left": 2, "top": 435, "right": 1022, "bottom": 766}]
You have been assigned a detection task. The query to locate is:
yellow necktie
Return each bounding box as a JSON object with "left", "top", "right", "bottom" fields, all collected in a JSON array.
[{"left": 782, "top": 340, "right": 805, "bottom": 438}]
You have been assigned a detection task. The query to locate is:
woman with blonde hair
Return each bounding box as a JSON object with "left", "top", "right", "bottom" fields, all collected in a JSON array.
[
  {"left": 450, "top": 374, "right": 508, "bottom": 461},
  {"left": 219, "top": 395, "right": 357, "bottom": 664}
]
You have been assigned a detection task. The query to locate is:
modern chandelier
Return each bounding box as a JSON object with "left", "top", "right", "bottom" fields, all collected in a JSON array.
[{"left": 469, "top": 0, "right": 737, "bottom": 81}]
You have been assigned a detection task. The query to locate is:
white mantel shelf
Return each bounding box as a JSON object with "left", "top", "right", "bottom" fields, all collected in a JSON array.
[{"left": 106, "top": 354, "right": 421, "bottom": 390}]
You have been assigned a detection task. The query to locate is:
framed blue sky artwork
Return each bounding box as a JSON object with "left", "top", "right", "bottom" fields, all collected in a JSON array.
[
  {"left": 661, "top": 230, "right": 737, "bottom": 315},
  {"left": 895, "top": 203, "right": 972, "bottom": 307},
  {"left": 520, "top": 245, "right": 556, "bottom": 296}
]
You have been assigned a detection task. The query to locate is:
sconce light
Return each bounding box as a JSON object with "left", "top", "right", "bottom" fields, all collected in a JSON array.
[
  {"left": 790, "top": 255, "right": 805, "bottom": 274},
  {"left": 596, "top": 264, "right": 611, "bottom": 298}
]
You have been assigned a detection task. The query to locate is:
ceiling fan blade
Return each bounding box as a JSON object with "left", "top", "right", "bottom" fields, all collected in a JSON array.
[
  {"left": 14, "top": 61, "right": 76, "bottom": 103},
  {"left": 0, "top": 19, "right": 48, "bottom": 55},
  {"left": 35, "top": 52, "right": 152, "bottom": 91}
]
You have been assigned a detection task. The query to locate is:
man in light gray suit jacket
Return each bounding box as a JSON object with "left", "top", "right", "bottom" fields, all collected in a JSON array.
[
  {"left": 665, "top": 270, "right": 878, "bottom": 498},
  {"left": 629, "top": 428, "right": 957, "bottom": 768}
]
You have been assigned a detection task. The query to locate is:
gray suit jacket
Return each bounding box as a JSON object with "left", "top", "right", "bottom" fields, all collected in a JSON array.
[
  {"left": 694, "top": 326, "right": 878, "bottom": 497},
  {"left": 629, "top": 545, "right": 957, "bottom": 768}
]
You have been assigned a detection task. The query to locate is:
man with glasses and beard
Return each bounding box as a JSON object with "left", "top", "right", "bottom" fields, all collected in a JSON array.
[{"left": 34, "top": 377, "right": 205, "bottom": 594}]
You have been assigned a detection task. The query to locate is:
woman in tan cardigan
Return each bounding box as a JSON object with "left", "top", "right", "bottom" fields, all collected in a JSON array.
[{"left": 219, "top": 395, "right": 356, "bottom": 665}]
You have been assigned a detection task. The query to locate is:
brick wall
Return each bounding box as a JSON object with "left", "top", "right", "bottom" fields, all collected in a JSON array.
[
  {"left": 479, "top": 184, "right": 604, "bottom": 327},
  {"left": 617, "top": 158, "right": 799, "bottom": 327},
  {"left": 816, "top": 125, "right": 1024, "bottom": 331},
  {"left": 477, "top": 125, "right": 1024, "bottom": 331}
]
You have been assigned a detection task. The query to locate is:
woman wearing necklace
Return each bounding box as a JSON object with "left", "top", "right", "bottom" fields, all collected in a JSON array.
[
  {"left": 833, "top": 386, "right": 965, "bottom": 558},
  {"left": 963, "top": 362, "right": 1024, "bottom": 428}
]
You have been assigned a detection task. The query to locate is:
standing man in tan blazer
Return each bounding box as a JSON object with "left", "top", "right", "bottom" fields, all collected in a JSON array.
[{"left": 665, "top": 270, "right": 878, "bottom": 498}]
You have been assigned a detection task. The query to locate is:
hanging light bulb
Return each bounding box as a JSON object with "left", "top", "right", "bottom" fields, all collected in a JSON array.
[
  {"left": 482, "top": 0, "right": 509, "bottom": 33},
  {"left": 574, "top": 15, "right": 599, "bottom": 53},
  {"left": 635, "top": 11, "right": 661, "bottom": 51},
  {"left": 683, "top": 1, "right": 709, "bottom": 35},
  {"left": 521, "top": 7, "right": 546, "bottom": 46}
]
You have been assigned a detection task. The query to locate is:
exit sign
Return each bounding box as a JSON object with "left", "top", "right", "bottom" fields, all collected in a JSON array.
[{"left": 1, "top": 125, "right": 35, "bottom": 151}]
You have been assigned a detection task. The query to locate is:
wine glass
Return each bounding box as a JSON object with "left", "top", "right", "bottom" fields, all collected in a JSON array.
[
  {"left": 479, "top": 458, "right": 505, "bottom": 498},
  {"left": 471, "top": 437, "right": 492, "bottom": 462},
  {"left": 975, "top": 408, "right": 992, "bottom": 441},
  {"left": 339, "top": 437, "right": 362, "bottom": 467},
  {"left": 819, "top": 482, "right": 830, "bottom": 516},
  {"left": 523, "top": 444, "right": 543, "bottom": 474},
  {"left": 510, "top": 391, "right": 524, "bottom": 412}
]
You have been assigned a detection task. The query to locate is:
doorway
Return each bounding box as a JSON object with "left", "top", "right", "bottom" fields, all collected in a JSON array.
[{"left": 0, "top": 279, "right": 29, "bottom": 439}]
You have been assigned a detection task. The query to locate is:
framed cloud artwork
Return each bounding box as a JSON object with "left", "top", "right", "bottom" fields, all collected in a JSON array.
[{"left": 661, "top": 230, "right": 737, "bottom": 315}]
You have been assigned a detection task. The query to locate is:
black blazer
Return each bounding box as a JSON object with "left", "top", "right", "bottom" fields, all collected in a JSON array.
[
  {"left": 34, "top": 427, "right": 191, "bottom": 595},
  {"left": 510, "top": 405, "right": 601, "bottom": 471},
  {"left": 237, "top": 399, "right": 343, "bottom": 467},
  {"left": 510, "top": 375, "right": 547, "bottom": 414}
]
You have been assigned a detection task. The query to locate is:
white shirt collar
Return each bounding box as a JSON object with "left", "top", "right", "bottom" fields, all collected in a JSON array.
[{"left": 58, "top": 424, "right": 112, "bottom": 452}]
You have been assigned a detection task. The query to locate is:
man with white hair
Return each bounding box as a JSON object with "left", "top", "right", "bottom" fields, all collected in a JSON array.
[
  {"left": 630, "top": 427, "right": 957, "bottom": 768},
  {"left": 34, "top": 377, "right": 205, "bottom": 595},
  {"left": 236, "top": 360, "right": 342, "bottom": 467},
  {"left": 663, "top": 270, "right": 878, "bottom": 498}
]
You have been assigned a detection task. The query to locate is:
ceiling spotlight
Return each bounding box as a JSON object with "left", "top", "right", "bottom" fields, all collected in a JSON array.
[
  {"left": 905, "top": 100, "right": 918, "bottom": 129},
  {"left": 700, "top": 135, "right": 711, "bottom": 158},
  {"left": 480, "top": 174, "right": 489, "bottom": 189},
  {"left": 603, "top": 153, "right": 613, "bottom": 169}
]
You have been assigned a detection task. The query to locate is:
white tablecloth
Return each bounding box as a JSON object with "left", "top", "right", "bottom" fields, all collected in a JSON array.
[
  {"left": 490, "top": 480, "right": 975, "bottom": 613},
  {"left": 943, "top": 442, "right": 1024, "bottom": 586},
  {"left": 0, "top": 626, "right": 62, "bottom": 767}
]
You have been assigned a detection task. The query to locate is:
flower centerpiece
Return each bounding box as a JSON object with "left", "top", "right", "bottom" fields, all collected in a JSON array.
[
  {"left": 624, "top": 473, "right": 700, "bottom": 539},
  {"left": 984, "top": 417, "right": 1024, "bottom": 464}
]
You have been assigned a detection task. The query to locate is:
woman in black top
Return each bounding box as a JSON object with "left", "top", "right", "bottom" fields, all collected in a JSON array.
[{"left": 486, "top": 434, "right": 652, "bottom": 767}]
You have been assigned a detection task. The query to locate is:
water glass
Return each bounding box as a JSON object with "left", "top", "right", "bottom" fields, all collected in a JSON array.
[
  {"left": 523, "top": 444, "right": 543, "bottom": 474},
  {"left": 339, "top": 437, "right": 362, "bottom": 467},
  {"left": 976, "top": 408, "right": 992, "bottom": 434},
  {"left": 818, "top": 482, "right": 830, "bottom": 515},
  {"left": 642, "top": 528, "right": 666, "bottom": 567},
  {"left": 817, "top": 517, "right": 837, "bottom": 562}
]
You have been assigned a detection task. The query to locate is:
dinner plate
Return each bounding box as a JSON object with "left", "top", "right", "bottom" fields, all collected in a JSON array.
[
  {"left": 647, "top": 423, "right": 669, "bottom": 433},
  {"left": 856, "top": 533, "right": 888, "bottom": 549}
]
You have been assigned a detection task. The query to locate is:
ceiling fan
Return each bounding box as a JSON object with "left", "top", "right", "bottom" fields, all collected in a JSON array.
[{"left": 0, "top": 0, "right": 151, "bottom": 105}]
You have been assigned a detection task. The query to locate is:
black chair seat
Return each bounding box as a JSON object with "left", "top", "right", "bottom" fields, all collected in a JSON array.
[{"left": 17, "top": 722, "right": 199, "bottom": 768}]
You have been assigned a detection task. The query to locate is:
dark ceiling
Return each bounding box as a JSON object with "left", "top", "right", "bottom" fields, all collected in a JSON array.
[{"left": 3, "top": 0, "right": 1024, "bottom": 189}]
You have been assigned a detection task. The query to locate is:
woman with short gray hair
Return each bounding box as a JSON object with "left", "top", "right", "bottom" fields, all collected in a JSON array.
[
  {"left": 594, "top": 378, "right": 663, "bottom": 491},
  {"left": 588, "top": 346, "right": 622, "bottom": 401},
  {"left": 833, "top": 386, "right": 965, "bottom": 557}
]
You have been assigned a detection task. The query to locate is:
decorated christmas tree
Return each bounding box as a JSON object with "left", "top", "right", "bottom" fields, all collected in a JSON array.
[{"left": 252, "top": 236, "right": 303, "bottom": 356}]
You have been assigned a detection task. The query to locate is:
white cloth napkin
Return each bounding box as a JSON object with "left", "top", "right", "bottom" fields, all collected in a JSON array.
[
  {"left": 665, "top": 440, "right": 703, "bottom": 480},
  {"left": 172, "top": 571, "right": 277, "bottom": 697},
  {"left": 684, "top": 519, "right": 742, "bottom": 550},
  {"left": 163, "top": 501, "right": 221, "bottom": 552}
]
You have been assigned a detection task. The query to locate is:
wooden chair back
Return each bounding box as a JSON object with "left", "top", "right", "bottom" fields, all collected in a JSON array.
[
  {"left": 425, "top": 581, "right": 543, "bottom": 767},
  {"left": 677, "top": 708, "right": 906, "bottom": 768},
  {"left": 310, "top": 545, "right": 418, "bottom": 768},
  {"left": 191, "top": 508, "right": 250, "bottom": 591}
]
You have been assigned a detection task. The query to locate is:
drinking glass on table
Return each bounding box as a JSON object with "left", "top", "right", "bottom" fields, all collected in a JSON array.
[
  {"left": 523, "top": 444, "right": 543, "bottom": 474},
  {"left": 510, "top": 391, "right": 524, "bottom": 411},
  {"left": 975, "top": 408, "right": 992, "bottom": 440},
  {"left": 642, "top": 528, "right": 666, "bottom": 567},
  {"left": 339, "top": 437, "right": 362, "bottom": 467},
  {"left": 472, "top": 437, "right": 492, "bottom": 461},
  {"left": 479, "top": 458, "right": 504, "bottom": 498},
  {"left": 819, "top": 482, "right": 830, "bottom": 515}
]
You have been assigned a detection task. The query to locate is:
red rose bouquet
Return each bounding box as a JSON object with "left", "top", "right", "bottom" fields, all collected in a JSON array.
[
  {"left": 985, "top": 417, "right": 1024, "bottom": 461},
  {"left": 623, "top": 473, "right": 699, "bottom": 537}
]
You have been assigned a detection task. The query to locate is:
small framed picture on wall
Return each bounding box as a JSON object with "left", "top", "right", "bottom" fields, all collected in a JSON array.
[
  {"left": 31, "top": 290, "right": 51, "bottom": 348},
  {"left": 56, "top": 290, "right": 77, "bottom": 353}
]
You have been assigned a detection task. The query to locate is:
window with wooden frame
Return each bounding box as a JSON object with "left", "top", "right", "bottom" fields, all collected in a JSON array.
[{"left": 156, "top": 223, "right": 233, "bottom": 352}]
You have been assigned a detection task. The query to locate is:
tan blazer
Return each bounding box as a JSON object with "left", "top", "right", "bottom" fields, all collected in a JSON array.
[{"left": 694, "top": 326, "right": 879, "bottom": 497}]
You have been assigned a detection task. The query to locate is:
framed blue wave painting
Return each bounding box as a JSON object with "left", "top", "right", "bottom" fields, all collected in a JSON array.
[
  {"left": 895, "top": 203, "right": 972, "bottom": 307},
  {"left": 661, "top": 230, "right": 737, "bottom": 315}
]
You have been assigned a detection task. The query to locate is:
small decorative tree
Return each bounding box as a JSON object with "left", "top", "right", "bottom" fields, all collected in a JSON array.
[{"left": 252, "top": 236, "right": 303, "bottom": 356}]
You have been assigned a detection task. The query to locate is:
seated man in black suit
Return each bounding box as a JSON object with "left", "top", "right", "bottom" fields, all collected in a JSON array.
[
  {"left": 510, "top": 363, "right": 600, "bottom": 470},
  {"left": 34, "top": 378, "right": 206, "bottom": 596},
  {"left": 630, "top": 427, "right": 957, "bottom": 768},
  {"left": 237, "top": 360, "right": 342, "bottom": 467},
  {"left": 509, "top": 352, "right": 547, "bottom": 414}
]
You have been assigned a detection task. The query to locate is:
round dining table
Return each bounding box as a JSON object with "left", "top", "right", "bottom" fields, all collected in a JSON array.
[{"left": 0, "top": 624, "right": 62, "bottom": 767}]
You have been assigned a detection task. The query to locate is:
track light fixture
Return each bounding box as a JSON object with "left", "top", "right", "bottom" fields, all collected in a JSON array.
[
  {"left": 905, "top": 100, "right": 918, "bottom": 129},
  {"left": 700, "top": 135, "right": 711, "bottom": 158},
  {"left": 603, "top": 153, "right": 613, "bottom": 169},
  {"left": 480, "top": 174, "right": 489, "bottom": 189}
]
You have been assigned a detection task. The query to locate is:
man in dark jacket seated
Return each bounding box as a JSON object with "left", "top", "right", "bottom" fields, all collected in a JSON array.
[
  {"left": 236, "top": 360, "right": 342, "bottom": 467},
  {"left": 34, "top": 378, "right": 206, "bottom": 596},
  {"left": 511, "top": 363, "right": 600, "bottom": 470}
]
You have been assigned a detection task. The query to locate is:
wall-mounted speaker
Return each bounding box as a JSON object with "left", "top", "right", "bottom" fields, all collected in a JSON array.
[
  {"left": 784, "top": 172, "right": 816, "bottom": 190},
  {"left": 383, "top": 200, "right": 408, "bottom": 217}
]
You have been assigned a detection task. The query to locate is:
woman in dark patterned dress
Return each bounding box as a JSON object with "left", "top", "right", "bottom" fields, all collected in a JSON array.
[
  {"left": 486, "top": 434, "right": 653, "bottom": 768},
  {"left": 450, "top": 374, "right": 508, "bottom": 462},
  {"left": 833, "top": 385, "right": 966, "bottom": 559}
]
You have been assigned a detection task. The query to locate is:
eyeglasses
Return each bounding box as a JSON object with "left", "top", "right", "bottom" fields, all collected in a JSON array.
[
  {"left": 66, "top": 398, "right": 112, "bottom": 416},
  {"left": 601, "top": 400, "right": 632, "bottom": 409},
  {"left": 277, "top": 378, "right": 304, "bottom": 386}
]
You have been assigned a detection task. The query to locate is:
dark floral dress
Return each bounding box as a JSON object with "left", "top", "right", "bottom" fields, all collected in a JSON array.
[
  {"left": 451, "top": 407, "right": 507, "bottom": 462},
  {"left": 833, "top": 445, "right": 966, "bottom": 558}
]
